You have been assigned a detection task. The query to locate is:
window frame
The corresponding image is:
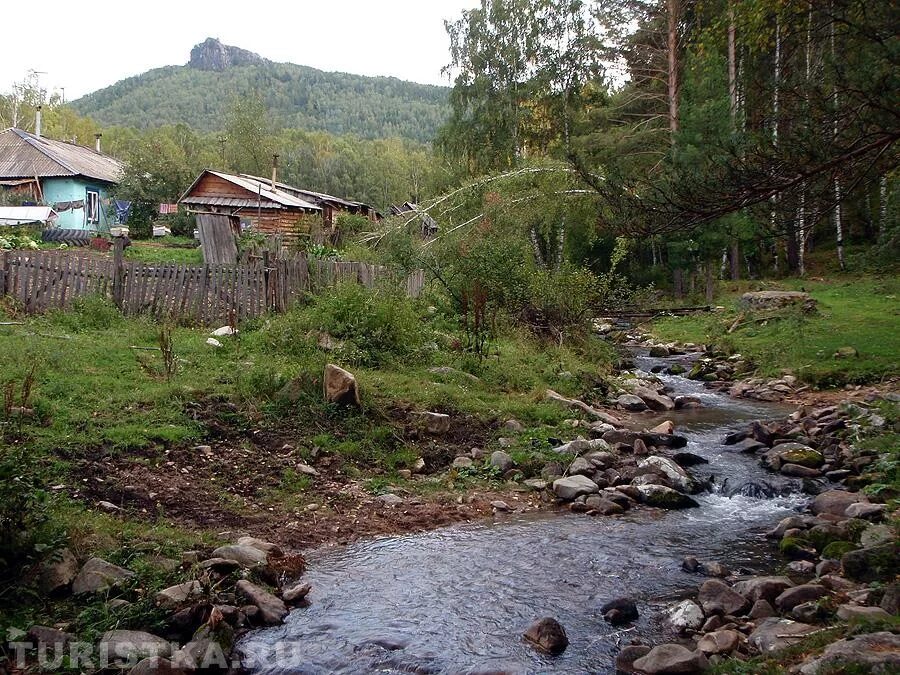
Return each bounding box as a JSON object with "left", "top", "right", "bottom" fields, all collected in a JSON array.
[{"left": 85, "top": 189, "right": 100, "bottom": 226}]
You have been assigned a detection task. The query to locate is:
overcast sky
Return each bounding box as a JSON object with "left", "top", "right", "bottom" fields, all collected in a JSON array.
[{"left": 2, "top": 0, "right": 479, "bottom": 101}]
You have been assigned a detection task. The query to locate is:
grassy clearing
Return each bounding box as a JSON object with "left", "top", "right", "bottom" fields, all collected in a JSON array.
[
  {"left": 0, "top": 286, "right": 615, "bottom": 635},
  {"left": 124, "top": 237, "right": 203, "bottom": 264},
  {"left": 652, "top": 276, "right": 900, "bottom": 387}
]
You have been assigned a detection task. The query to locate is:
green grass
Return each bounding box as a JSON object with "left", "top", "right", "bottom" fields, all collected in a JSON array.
[
  {"left": 0, "top": 292, "right": 615, "bottom": 609},
  {"left": 125, "top": 238, "right": 203, "bottom": 264},
  {"left": 652, "top": 276, "right": 900, "bottom": 387}
]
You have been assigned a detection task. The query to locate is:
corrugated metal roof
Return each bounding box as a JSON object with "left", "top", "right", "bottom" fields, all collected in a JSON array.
[
  {"left": 0, "top": 128, "right": 123, "bottom": 183},
  {"left": 180, "top": 196, "right": 281, "bottom": 209},
  {"left": 238, "top": 173, "right": 370, "bottom": 210},
  {"left": 178, "top": 170, "right": 321, "bottom": 211}
]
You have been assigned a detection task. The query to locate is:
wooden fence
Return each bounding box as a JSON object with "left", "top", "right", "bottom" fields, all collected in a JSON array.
[{"left": 0, "top": 246, "right": 426, "bottom": 324}]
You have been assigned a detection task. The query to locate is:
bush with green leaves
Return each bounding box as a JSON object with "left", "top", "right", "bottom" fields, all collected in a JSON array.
[
  {"left": 261, "top": 283, "right": 427, "bottom": 367},
  {"left": 523, "top": 265, "right": 600, "bottom": 336}
]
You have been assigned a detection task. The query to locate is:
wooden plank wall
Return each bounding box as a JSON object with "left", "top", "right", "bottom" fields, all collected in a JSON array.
[{"left": 0, "top": 250, "right": 426, "bottom": 325}]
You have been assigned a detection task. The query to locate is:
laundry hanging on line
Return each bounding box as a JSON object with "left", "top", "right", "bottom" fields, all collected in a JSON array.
[
  {"left": 159, "top": 203, "right": 179, "bottom": 215},
  {"left": 54, "top": 200, "right": 85, "bottom": 212},
  {"left": 114, "top": 200, "right": 133, "bottom": 223}
]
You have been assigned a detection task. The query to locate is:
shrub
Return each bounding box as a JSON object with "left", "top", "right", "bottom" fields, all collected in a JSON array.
[
  {"left": 0, "top": 443, "right": 59, "bottom": 578},
  {"left": 50, "top": 295, "right": 123, "bottom": 332},
  {"left": 523, "top": 265, "right": 599, "bottom": 336},
  {"left": 262, "top": 283, "right": 427, "bottom": 367}
]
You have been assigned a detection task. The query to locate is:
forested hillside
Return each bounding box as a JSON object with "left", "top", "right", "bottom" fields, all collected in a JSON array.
[{"left": 71, "top": 44, "right": 449, "bottom": 143}]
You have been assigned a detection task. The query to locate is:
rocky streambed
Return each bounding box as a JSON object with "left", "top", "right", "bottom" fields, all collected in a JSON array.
[{"left": 236, "top": 351, "right": 872, "bottom": 674}]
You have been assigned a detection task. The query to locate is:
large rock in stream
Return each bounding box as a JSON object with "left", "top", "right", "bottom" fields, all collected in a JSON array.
[
  {"left": 523, "top": 617, "right": 568, "bottom": 655},
  {"left": 635, "top": 484, "right": 699, "bottom": 509},
  {"left": 638, "top": 456, "right": 699, "bottom": 494}
]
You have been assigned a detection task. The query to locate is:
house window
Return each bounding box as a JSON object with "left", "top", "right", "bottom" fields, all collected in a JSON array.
[{"left": 85, "top": 189, "right": 100, "bottom": 226}]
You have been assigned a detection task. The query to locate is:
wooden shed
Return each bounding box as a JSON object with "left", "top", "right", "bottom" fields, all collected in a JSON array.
[{"left": 178, "top": 170, "right": 321, "bottom": 245}]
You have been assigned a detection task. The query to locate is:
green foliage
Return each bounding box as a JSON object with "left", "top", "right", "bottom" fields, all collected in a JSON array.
[
  {"left": 524, "top": 265, "right": 599, "bottom": 334},
  {"left": 262, "top": 284, "right": 427, "bottom": 367},
  {"left": 72, "top": 60, "right": 448, "bottom": 143},
  {"left": 49, "top": 295, "right": 123, "bottom": 332},
  {"left": 0, "top": 228, "right": 40, "bottom": 250}
]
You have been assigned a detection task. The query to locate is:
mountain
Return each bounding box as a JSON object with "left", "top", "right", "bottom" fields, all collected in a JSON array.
[{"left": 71, "top": 38, "right": 449, "bottom": 143}]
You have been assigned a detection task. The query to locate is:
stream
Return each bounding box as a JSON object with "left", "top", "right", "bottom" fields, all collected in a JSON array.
[{"left": 239, "top": 352, "right": 808, "bottom": 674}]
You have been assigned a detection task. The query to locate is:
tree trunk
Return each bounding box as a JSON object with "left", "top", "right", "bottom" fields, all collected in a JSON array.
[
  {"left": 730, "top": 240, "right": 740, "bottom": 281},
  {"left": 667, "top": 0, "right": 680, "bottom": 141},
  {"left": 830, "top": 1, "right": 845, "bottom": 270},
  {"left": 705, "top": 261, "right": 714, "bottom": 303},
  {"left": 772, "top": 14, "right": 785, "bottom": 268},
  {"left": 673, "top": 268, "right": 684, "bottom": 299},
  {"left": 880, "top": 175, "right": 889, "bottom": 241},
  {"left": 728, "top": 6, "right": 737, "bottom": 122}
]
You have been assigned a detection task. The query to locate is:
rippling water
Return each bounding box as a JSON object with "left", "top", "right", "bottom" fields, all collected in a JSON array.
[{"left": 240, "top": 352, "right": 806, "bottom": 674}]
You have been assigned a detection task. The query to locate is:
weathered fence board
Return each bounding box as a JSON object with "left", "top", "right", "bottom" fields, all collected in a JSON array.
[{"left": 0, "top": 247, "right": 427, "bottom": 325}]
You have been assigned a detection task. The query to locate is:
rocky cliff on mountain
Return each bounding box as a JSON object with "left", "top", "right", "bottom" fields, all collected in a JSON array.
[{"left": 188, "top": 38, "right": 266, "bottom": 71}]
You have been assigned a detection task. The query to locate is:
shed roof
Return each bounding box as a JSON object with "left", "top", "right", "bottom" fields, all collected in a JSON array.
[
  {"left": 179, "top": 170, "right": 321, "bottom": 211},
  {"left": 0, "top": 128, "right": 123, "bottom": 184},
  {"left": 0, "top": 205, "right": 58, "bottom": 225},
  {"left": 238, "top": 173, "right": 371, "bottom": 211}
]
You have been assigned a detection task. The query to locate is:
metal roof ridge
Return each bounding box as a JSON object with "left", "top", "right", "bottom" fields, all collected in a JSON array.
[{"left": 11, "top": 128, "right": 80, "bottom": 176}]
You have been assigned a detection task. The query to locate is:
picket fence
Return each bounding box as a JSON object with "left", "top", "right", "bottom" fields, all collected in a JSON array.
[{"left": 0, "top": 246, "right": 426, "bottom": 324}]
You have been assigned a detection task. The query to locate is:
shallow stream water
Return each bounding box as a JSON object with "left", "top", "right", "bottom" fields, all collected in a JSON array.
[{"left": 239, "top": 352, "right": 807, "bottom": 674}]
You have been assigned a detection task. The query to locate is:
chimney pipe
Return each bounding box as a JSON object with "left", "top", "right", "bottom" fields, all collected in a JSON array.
[
  {"left": 94, "top": 133, "right": 102, "bottom": 153},
  {"left": 271, "top": 153, "right": 279, "bottom": 191},
  {"left": 35, "top": 105, "right": 42, "bottom": 138}
]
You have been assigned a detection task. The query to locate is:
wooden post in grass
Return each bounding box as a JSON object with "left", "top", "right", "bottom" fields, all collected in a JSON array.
[{"left": 112, "top": 236, "right": 125, "bottom": 310}]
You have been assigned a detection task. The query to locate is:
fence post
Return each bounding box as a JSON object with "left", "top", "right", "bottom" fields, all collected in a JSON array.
[
  {"left": 0, "top": 251, "right": 8, "bottom": 297},
  {"left": 112, "top": 237, "right": 125, "bottom": 309}
]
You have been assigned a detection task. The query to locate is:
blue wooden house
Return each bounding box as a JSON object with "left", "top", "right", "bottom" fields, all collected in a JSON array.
[{"left": 0, "top": 127, "right": 123, "bottom": 231}]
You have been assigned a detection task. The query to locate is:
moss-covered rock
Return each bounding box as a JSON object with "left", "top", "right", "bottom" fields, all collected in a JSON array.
[
  {"left": 779, "top": 448, "right": 825, "bottom": 468},
  {"left": 841, "top": 543, "right": 900, "bottom": 582},
  {"left": 821, "top": 540, "right": 857, "bottom": 559},
  {"left": 780, "top": 536, "right": 816, "bottom": 560}
]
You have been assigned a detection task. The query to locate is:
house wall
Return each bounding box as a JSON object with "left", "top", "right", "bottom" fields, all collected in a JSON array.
[{"left": 41, "top": 177, "right": 114, "bottom": 231}]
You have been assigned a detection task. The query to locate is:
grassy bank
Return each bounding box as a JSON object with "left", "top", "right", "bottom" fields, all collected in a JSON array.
[
  {"left": 652, "top": 276, "right": 900, "bottom": 387},
  {"left": 0, "top": 286, "right": 615, "bottom": 637}
]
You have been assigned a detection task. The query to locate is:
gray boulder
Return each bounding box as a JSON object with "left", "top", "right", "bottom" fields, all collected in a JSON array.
[
  {"left": 38, "top": 548, "right": 79, "bottom": 595},
  {"left": 636, "top": 484, "right": 699, "bottom": 509},
  {"left": 811, "top": 490, "right": 867, "bottom": 516},
  {"left": 211, "top": 544, "right": 268, "bottom": 568},
  {"left": 748, "top": 618, "right": 817, "bottom": 653},
  {"left": 72, "top": 558, "right": 135, "bottom": 595},
  {"left": 698, "top": 579, "right": 748, "bottom": 616},
  {"left": 552, "top": 475, "right": 599, "bottom": 501},
  {"left": 155, "top": 581, "right": 202, "bottom": 609},
  {"left": 632, "top": 386, "right": 676, "bottom": 412},
  {"left": 667, "top": 600, "right": 704, "bottom": 632},
  {"left": 568, "top": 456, "right": 595, "bottom": 476},
  {"left": 774, "top": 584, "right": 828, "bottom": 612},
  {"left": 733, "top": 576, "right": 794, "bottom": 604},
  {"left": 697, "top": 629, "right": 741, "bottom": 655},
  {"left": 490, "top": 450, "right": 515, "bottom": 472},
  {"left": 235, "top": 580, "right": 288, "bottom": 625},
  {"left": 799, "top": 631, "right": 900, "bottom": 674},
  {"left": 639, "top": 456, "right": 699, "bottom": 494},
  {"left": 617, "top": 394, "right": 648, "bottom": 411},
  {"left": 323, "top": 363, "right": 361, "bottom": 406},
  {"left": 632, "top": 643, "right": 709, "bottom": 674},
  {"left": 98, "top": 630, "right": 173, "bottom": 662},
  {"left": 740, "top": 290, "right": 816, "bottom": 311}
]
